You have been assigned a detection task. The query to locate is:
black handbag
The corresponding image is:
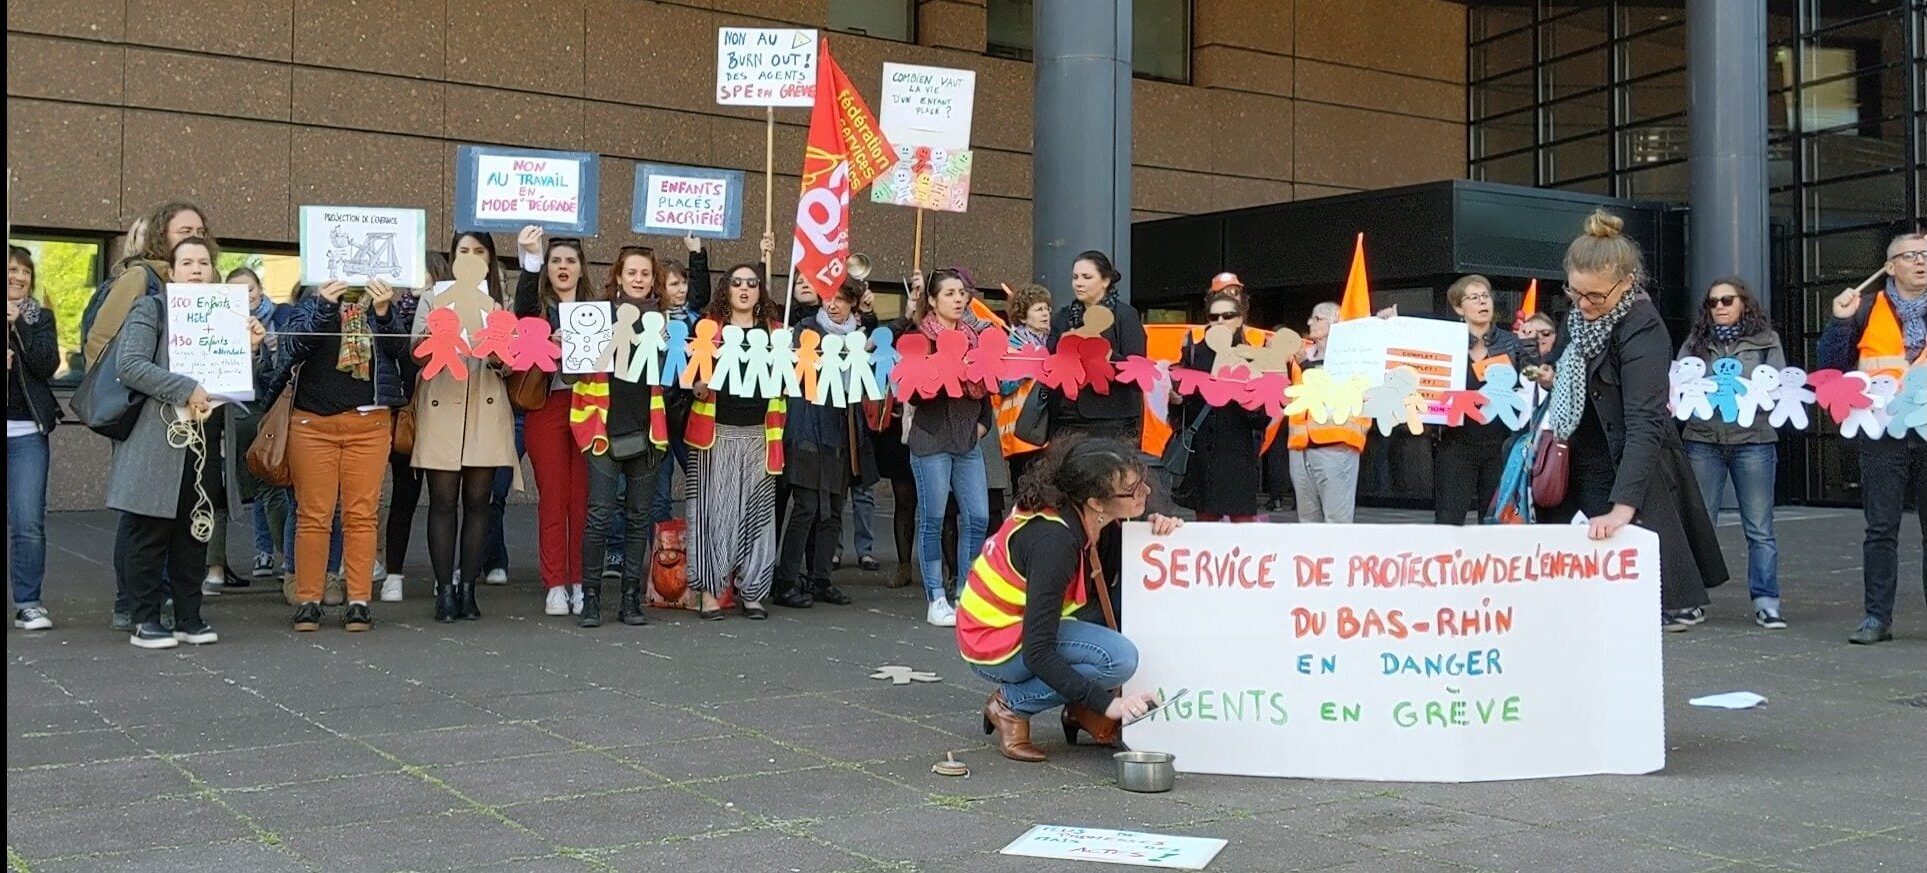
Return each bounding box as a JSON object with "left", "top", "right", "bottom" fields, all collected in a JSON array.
[
  {"left": 1162, "top": 407, "right": 1210, "bottom": 510},
  {"left": 68, "top": 332, "right": 145, "bottom": 440},
  {"left": 1014, "top": 383, "right": 1051, "bottom": 447},
  {"left": 609, "top": 431, "right": 654, "bottom": 461}
]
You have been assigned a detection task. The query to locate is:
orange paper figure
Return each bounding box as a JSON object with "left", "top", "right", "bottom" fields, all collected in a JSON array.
[
  {"left": 416, "top": 308, "right": 473, "bottom": 381},
  {"left": 682, "top": 319, "right": 720, "bottom": 388},
  {"left": 468, "top": 309, "right": 519, "bottom": 366},
  {"left": 794, "top": 330, "right": 822, "bottom": 401},
  {"left": 510, "top": 316, "right": 561, "bottom": 372}
]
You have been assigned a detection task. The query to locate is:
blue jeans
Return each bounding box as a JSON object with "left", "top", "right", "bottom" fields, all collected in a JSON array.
[
  {"left": 910, "top": 449, "right": 989, "bottom": 602},
  {"left": 849, "top": 481, "right": 876, "bottom": 556},
  {"left": 9, "top": 432, "right": 50, "bottom": 608},
  {"left": 485, "top": 412, "right": 528, "bottom": 574},
  {"left": 251, "top": 490, "right": 281, "bottom": 557},
  {"left": 1685, "top": 441, "right": 1779, "bottom": 608},
  {"left": 970, "top": 620, "right": 1139, "bottom": 716}
]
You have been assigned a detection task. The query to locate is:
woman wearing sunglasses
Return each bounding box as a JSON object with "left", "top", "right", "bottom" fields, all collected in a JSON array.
[
  {"left": 1167, "top": 293, "right": 1271, "bottom": 522},
  {"left": 1678, "top": 277, "right": 1787, "bottom": 629},
  {"left": 1540, "top": 210, "right": 1727, "bottom": 633},
  {"left": 516, "top": 226, "right": 592, "bottom": 618}
]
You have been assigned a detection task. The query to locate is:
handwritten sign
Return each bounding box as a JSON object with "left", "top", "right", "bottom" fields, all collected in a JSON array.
[
  {"left": 631, "top": 163, "right": 745, "bottom": 239},
  {"left": 878, "top": 62, "right": 975, "bottom": 151},
  {"left": 870, "top": 146, "right": 972, "bottom": 213},
  {"left": 455, "top": 146, "right": 599, "bottom": 235},
  {"left": 1323, "top": 316, "right": 1467, "bottom": 424},
  {"left": 166, "top": 283, "right": 254, "bottom": 402},
  {"left": 1120, "top": 523, "right": 1664, "bottom": 782},
  {"left": 715, "top": 27, "right": 818, "bottom": 107},
  {"left": 298, "top": 205, "right": 426, "bottom": 288},
  {"left": 1000, "top": 826, "right": 1227, "bottom": 870}
]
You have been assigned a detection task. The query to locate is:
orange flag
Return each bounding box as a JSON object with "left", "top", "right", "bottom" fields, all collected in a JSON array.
[
  {"left": 1337, "top": 233, "right": 1372, "bottom": 321},
  {"left": 1858, "top": 290, "right": 1910, "bottom": 376},
  {"left": 1520, "top": 278, "right": 1539, "bottom": 317}
]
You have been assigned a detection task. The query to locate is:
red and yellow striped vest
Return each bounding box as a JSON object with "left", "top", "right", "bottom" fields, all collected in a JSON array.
[
  {"left": 957, "top": 510, "right": 1088, "bottom": 666},
  {"left": 569, "top": 376, "right": 672, "bottom": 456}
]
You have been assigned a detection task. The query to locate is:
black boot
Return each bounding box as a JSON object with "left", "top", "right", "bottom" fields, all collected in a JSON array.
[
  {"left": 434, "top": 579, "right": 457, "bottom": 624},
  {"left": 619, "top": 581, "right": 647, "bottom": 626},
  {"left": 459, "top": 577, "right": 481, "bottom": 621},
  {"left": 578, "top": 583, "right": 602, "bottom": 628}
]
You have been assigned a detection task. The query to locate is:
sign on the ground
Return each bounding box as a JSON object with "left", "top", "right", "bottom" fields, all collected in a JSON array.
[
  {"left": 715, "top": 27, "right": 818, "bottom": 106},
  {"left": 455, "top": 146, "right": 600, "bottom": 235},
  {"left": 165, "top": 283, "right": 254, "bottom": 402},
  {"left": 1001, "top": 825, "right": 1227, "bottom": 870},
  {"left": 1120, "top": 523, "right": 1664, "bottom": 782}
]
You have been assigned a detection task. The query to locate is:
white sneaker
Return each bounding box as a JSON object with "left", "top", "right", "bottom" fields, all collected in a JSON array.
[
  {"left": 569, "top": 584, "right": 584, "bottom": 615},
  {"left": 202, "top": 567, "right": 227, "bottom": 596},
  {"left": 14, "top": 607, "right": 53, "bottom": 631},
  {"left": 545, "top": 586, "right": 570, "bottom": 616},
  {"left": 380, "top": 574, "right": 405, "bottom": 603},
  {"left": 926, "top": 598, "right": 957, "bottom": 627},
  {"left": 484, "top": 569, "right": 508, "bottom": 586}
]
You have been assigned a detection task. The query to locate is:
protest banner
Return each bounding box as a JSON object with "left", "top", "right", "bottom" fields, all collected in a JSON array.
[
  {"left": 715, "top": 27, "right": 818, "bottom": 107},
  {"left": 1323, "top": 315, "right": 1467, "bottom": 424},
  {"left": 1119, "top": 522, "right": 1664, "bottom": 782},
  {"left": 788, "top": 38, "right": 894, "bottom": 315},
  {"left": 165, "top": 283, "right": 255, "bottom": 402},
  {"left": 631, "top": 163, "right": 745, "bottom": 239},
  {"left": 1000, "top": 826, "right": 1227, "bottom": 870},
  {"left": 877, "top": 63, "right": 975, "bottom": 151},
  {"left": 455, "top": 146, "right": 599, "bottom": 235},
  {"left": 298, "top": 206, "right": 426, "bottom": 288}
]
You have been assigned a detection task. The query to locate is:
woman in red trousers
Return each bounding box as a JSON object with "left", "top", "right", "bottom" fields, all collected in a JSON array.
[{"left": 514, "top": 225, "right": 590, "bottom": 616}]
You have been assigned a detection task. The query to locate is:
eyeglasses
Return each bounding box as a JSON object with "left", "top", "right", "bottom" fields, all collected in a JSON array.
[
  {"left": 1522, "top": 329, "right": 1551, "bottom": 338},
  {"left": 1459, "top": 292, "right": 1493, "bottom": 303},
  {"left": 1704, "top": 295, "right": 1740, "bottom": 309},
  {"left": 1892, "top": 250, "right": 1927, "bottom": 264},
  {"left": 1563, "top": 276, "right": 1628, "bottom": 307},
  {"left": 1112, "top": 478, "right": 1150, "bottom": 500},
  {"left": 729, "top": 276, "right": 762, "bottom": 288},
  {"left": 1206, "top": 311, "right": 1239, "bottom": 322}
]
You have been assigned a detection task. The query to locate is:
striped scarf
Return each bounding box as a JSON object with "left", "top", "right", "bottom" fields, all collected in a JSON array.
[
  {"left": 1547, "top": 290, "right": 1638, "bottom": 440},
  {"left": 335, "top": 302, "right": 373, "bottom": 380}
]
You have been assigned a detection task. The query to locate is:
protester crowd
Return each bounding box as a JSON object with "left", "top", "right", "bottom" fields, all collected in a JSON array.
[{"left": 7, "top": 205, "right": 1925, "bottom": 663}]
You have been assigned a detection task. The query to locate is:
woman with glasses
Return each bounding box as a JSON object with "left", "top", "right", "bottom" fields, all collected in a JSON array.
[
  {"left": 516, "top": 226, "right": 592, "bottom": 618},
  {"left": 1679, "top": 277, "right": 1787, "bottom": 629},
  {"left": 1539, "top": 210, "right": 1727, "bottom": 632},
  {"left": 1434, "top": 276, "right": 1525, "bottom": 525},
  {"left": 686, "top": 263, "right": 784, "bottom": 620},
  {"left": 908, "top": 269, "right": 997, "bottom": 627},
  {"left": 1168, "top": 293, "right": 1271, "bottom": 522},
  {"left": 962, "top": 439, "right": 1173, "bottom": 762}
]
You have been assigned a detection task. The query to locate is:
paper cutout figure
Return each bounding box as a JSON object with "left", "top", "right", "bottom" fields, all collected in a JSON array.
[
  {"left": 468, "top": 309, "right": 519, "bottom": 366},
  {"left": 660, "top": 318, "right": 690, "bottom": 387},
  {"left": 963, "top": 327, "right": 1008, "bottom": 396},
  {"left": 1840, "top": 373, "right": 1897, "bottom": 438},
  {"left": 1068, "top": 306, "right": 1114, "bottom": 339},
  {"left": 1040, "top": 335, "right": 1115, "bottom": 401},
  {"left": 1116, "top": 356, "right": 1166, "bottom": 395},
  {"left": 815, "top": 334, "right": 851, "bottom": 407},
  {"left": 893, "top": 332, "right": 955, "bottom": 401},
  {"left": 1810, "top": 369, "right": 1871, "bottom": 425},
  {"left": 1479, "top": 363, "right": 1530, "bottom": 431},
  {"left": 683, "top": 320, "right": 720, "bottom": 388},
  {"left": 1737, "top": 365, "right": 1779, "bottom": 429},
  {"left": 766, "top": 327, "right": 799, "bottom": 399},
  {"left": 1885, "top": 366, "right": 1927, "bottom": 439},
  {"left": 1671, "top": 356, "right": 1715, "bottom": 422},
  {"left": 741, "top": 328, "right": 777, "bottom": 399},
  {"left": 1244, "top": 370, "right": 1290, "bottom": 419},
  {"left": 1202, "top": 324, "right": 1245, "bottom": 377},
  {"left": 625, "top": 310, "right": 667, "bottom": 386},
  {"left": 795, "top": 329, "right": 823, "bottom": 401},
  {"left": 511, "top": 316, "right": 561, "bottom": 372},
  {"left": 1196, "top": 365, "right": 1249, "bottom": 409},
  {"left": 1707, "top": 357, "right": 1750, "bottom": 423},
  {"left": 708, "top": 325, "right": 747, "bottom": 396},
  {"left": 868, "top": 665, "right": 942, "bottom": 685},
  {"left": 1284, "top": 368, "right": 1365, "bottom": 425},
  {"left": 598, "top": 302, "right": 641, "bottom": 377},
  {"left": 416, "top": 308, "right": 473, "bottom": 381},
  {"left": 560, "top": 302, "right": 613, "bottom": 374},
  {"left": 439, "top": 252, "right": 495, "bottom": 333},
  {"left": 869, "top": 327, "right": 900, "bottom": 392},
  {"left": 1768, "top": 366, "right": 1814, "bottom": 430},
  {"left": 931, "top": 330, "right": 976, "bottom": 398},
  {"left": 845, "top": 330, "right": 883, "bottom": 402},
  {"left": 1362, "top": 366, "right": 1424, "bottom": 436},
  {"left": 1437, "top": 390, "right": 1491, "bottom": 427}
]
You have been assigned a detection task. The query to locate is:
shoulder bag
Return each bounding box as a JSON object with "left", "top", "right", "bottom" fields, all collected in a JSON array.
[
  {"left": 68, "top": 330, "right": 145, "bottom": 440},
  {"left": 247, "top": 366, "right": 299, "bottom": 488},
  {"left": 507, "top": 366, "right": 549, "bottom": 411}
]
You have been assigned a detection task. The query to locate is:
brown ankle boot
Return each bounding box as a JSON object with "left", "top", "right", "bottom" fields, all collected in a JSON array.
[
  {"left": 981, "top": 690, "right": 1046, "bottom": 762},
  {"left": 1061, "top": 703, "right": 1122, "bottom": 747}
]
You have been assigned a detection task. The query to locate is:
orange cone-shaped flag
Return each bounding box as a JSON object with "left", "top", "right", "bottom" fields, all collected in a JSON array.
[
  {"left": 1521, "top": 278, "right": 1539, "bottom": 317},
  {"left": 1338, "top": 233, "right": 1372, "bottom": 322},
  {"left": 1858, "top": 289, "right": 1910, "bottom": 376}
]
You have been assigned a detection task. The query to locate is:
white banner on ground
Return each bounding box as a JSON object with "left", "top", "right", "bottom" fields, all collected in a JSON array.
[
  {"left": 1000, "top": 825, "right": 1228, "bottom": 870},
  {"left": 1322, "top": 315, "right": 1467, "bottom": 423},
  {"left": 1119, "top": 522, "right": 1664, "bottom": 782},
  {"left": 166, "top": 283, "right": 255, "bottom": 402}
]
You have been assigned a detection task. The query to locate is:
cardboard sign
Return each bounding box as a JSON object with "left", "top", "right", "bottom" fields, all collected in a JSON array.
[
  {"left": 1322, "top": 316, "right": 1467, "bottom": 424},
  {"left": 878, "top": 62, "right": 975, "bottom": 150},
  {"left": 1120, "top": 523, "right": 1664, "bottom": 782},
  {"left": 1000, "top": 826, "right": 1227, "bottom": 870},
  {"left": 631, "top": 163, "right": 745, "bottom": 239},
  {"left": 870, "top": 146, "right": 972, "bottom": 213},
  {"left": 298, "top": 205, "right": 427, "bottom": 288},
  {"left": 455, "top": 146, "right": 599, "bottom": 235},
  {"left": 715, "top": 27, "right": 818, "bottom": 106},
  {"left": 165, "top": 283, "right": 254, "bottom": 402}
]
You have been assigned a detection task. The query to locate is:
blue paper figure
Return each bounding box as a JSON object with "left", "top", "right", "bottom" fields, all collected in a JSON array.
[
  {"left": 869, "top": 326, "right": 900, "bottom": 392},
  {"left": 1708, "top": 357, "right": 1749, "bottom": 423},
  {"left": 1886, "top": 365, "right": 1927, "bottom": 439},
  {"left": 658, "top": 317, "right": 690, "bottom": 387},
  {"left": 1479, "top": 363, "right": 1530, "bottom": 431}
]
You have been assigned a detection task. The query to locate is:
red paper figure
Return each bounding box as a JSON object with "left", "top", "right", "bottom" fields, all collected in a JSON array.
[
  {"left": 1436, "top": 390, "right": 1491, "bottom": 427},
  {"left": 964, "top": 326, "right": 1009, "bottom": 395},
  {"left": 932, "top": 330, "right": 977, "bottom": 398},
  {"left": 683, "top": 320, "right": 720, "bottom": 388},
  {"left": 1002, "top": 347, "right": 1047, "bottom": 383},
  {"left": 1115, "top": 355, "right": 1166, "bottom": 395},
  {"left": 1243, "top": 371, "right": 1290, "bottom": 418},
  {"left": 416, "top": 308, "right": 473, "bottom": 381},
  {"left": 1199, "top": 365, "right": 1250, "bottom": 409},
  {"left": 1809, "top": 369, "right": 1873, "bottom": 424},
  {"left": 1040, "top": 335, "right": 1115, "bottom": 400},
  {"left": 468, "top": 309, "right": 519, "bottom": 365},
  {"left": 510, "top": 316, "right": 561, "bottom": 372},
  {"left": 892, "top": 332, "right": 950, "bottom": 401},
  {"left": 1169, "top": 367, "right": 1212, "bottom": 400}
]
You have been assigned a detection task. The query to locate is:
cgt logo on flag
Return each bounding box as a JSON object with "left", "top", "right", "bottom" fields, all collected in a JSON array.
[{"left": 792, "top": 38, "right": 895, "bottom": 302}]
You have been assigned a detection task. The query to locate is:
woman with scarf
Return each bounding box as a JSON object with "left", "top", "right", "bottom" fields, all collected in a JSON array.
[
  {"left": 515, "top": 226, "right": 592, "bottom": 617},
  {"left": 773, "top": 279, "right": 873, "bottom": 609},
  {"left": 909, "top": 269, "right": 996, "bottom": 627},
  {"left": 1678, "top": 276, "right": 1788, "bottom": 630},
  {"left": 1538, "top": 210, "right": 1727, "bottom": 632}
]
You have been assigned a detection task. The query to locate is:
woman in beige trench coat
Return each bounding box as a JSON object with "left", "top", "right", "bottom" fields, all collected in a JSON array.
[{"left": 412, "top": 233, "right": 519, "bottom": 623}]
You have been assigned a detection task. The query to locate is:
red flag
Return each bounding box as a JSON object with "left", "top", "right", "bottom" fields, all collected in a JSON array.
[{"left": 790, "top": 38, "right": 896, "bottom": 301}]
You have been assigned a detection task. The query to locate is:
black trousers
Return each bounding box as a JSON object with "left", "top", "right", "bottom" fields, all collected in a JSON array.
[
  {"left": 582, "top": 448, "right": 662, "bottom": 589},
  {"left": 776, "top": 485, "right": 844, "bottom": 593},
  {"left": 1858, "top": 435, "right": 1927, "bottom": 626},
  {"left": 1432, "top": 429, "right": 1508, "bottom": 525},
  {"left": 123, "top": 459, "right": 208, "bottom": 627}
]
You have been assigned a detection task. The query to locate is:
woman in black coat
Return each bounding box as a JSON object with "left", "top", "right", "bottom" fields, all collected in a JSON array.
[
  {"left": 1169, "top": 293, "right": 1271, "bottom": 521},
  {"left": 1539, "top": 210, "right": 1728, "bottom": 631}
]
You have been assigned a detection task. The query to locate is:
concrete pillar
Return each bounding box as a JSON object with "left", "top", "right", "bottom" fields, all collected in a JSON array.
[
  {"left": 1032, "top": 0, "right": 1133, "bottom": 304},
  {"left": 1687, "top": 0, "right": 1771, "bottom": 314}
]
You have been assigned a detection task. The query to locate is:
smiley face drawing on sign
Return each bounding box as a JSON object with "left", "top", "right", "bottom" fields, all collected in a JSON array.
[{"left": 560, "top": 302, "right": 613, "bottom": 373}]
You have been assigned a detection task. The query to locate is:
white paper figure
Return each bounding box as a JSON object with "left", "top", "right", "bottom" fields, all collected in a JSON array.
[
  {"left": 769, "top": 327, "right": 802, "bottom": 399},
  {"left": 844, "top": 329, "right": 883, "bottom": 402},
  {"left": 560, "top": 301, "right": 613, "bottom": 374},
  {"left": 1737, "top": 364, "right": 1780, "bottom": 429},
  {"left": 1840, "top": 373, "right": 1897, "bottom": 439},
  {"left": 624, "top": 310, "right": 666, "bottom": 386},
  {"left": 1768, "top": 366, "right": 1814, "bottom": 430},
  {"left": 1671, "top": 356, "right": 1715, "bottom": 422},
  {"left": 709, "top": 324, "right": 746, "bottom": 395},
  {"left": 598, "top": 302, "right": 641, "bottom": 377},
  {"left": 814, "top": 333, "right": 850, "bottom": 408},
  {"left": 743, "top": 328, "right": 779, "bottom": 399}
]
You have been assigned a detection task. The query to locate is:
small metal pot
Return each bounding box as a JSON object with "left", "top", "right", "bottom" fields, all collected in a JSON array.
[{"left": 1114, "top": 751, "right": 1176, "bottom": 793}]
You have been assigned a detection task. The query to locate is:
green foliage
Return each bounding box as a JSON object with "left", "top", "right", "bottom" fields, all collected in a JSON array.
[{"left": 9, "top": 238, "right": 103, "bottom": 378}]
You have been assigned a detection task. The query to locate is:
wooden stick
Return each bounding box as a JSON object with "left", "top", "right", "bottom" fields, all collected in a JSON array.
[
  {"left": 763, "top": 105, "right": 775, "bottom": 274},
  {"left": 1847, "top": 265, "right": 1891, "bottom": 297},
  {"left": 912, "top": 208, "right": 925, "bottom": 279}
]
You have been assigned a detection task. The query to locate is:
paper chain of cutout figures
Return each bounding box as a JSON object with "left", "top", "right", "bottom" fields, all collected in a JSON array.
[{"left": 411, "top": 305, "right": 1927, "bottom": 440}]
